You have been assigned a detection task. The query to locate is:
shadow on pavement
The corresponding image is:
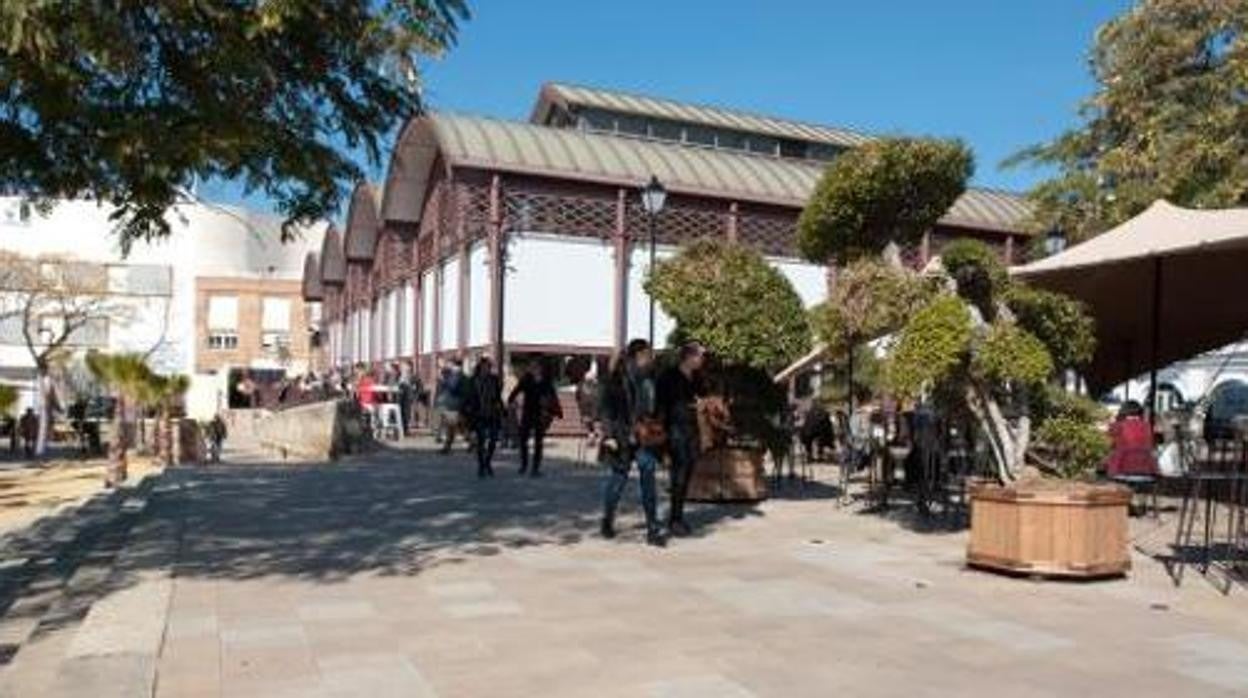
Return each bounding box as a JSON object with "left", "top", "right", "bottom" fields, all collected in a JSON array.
[{"left": 157, "top": 446, "right": 758, "bottom": 583}]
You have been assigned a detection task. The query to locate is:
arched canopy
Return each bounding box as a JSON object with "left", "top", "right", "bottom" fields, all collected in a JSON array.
[
  {"left": 381, "top": 117, "right": 443, "bottom": 226},
  {"left": 319, "top": 225, "right": 347, "bottom": 286},
  {"left": 301, "top": 252, "right": 324, "bottom": 301},
  {"left": 379, "top": 113, "right": 1031, "bottom": 233},
  {"left": 343, "top": 182, "right": 382, "bottom": 261}
]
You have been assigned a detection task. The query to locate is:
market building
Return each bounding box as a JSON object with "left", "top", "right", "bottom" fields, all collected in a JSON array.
[{"left": 303, "top": 82, "right": 1035, "bottom": 384}]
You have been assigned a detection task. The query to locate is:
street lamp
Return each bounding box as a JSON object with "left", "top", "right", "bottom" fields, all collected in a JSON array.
[
  {"left": 640, "top": 176, "right": 667, "bottom": 346},
  {"left": 1043, "top": 226, "right": 1067, "bottom": 257}
]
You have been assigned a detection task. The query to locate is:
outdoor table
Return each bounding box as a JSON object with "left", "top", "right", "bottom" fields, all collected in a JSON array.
[{"left": 1167, "top": 448, "right": 1248, "bottom": 591}]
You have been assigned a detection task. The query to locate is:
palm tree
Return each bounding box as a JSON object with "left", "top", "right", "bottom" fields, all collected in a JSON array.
[
  {"left": 149, "top": 374, "right": 190, "bottom": 465},
  {"left": 86, "top": 351, "right": 153, "bottom": 486}
]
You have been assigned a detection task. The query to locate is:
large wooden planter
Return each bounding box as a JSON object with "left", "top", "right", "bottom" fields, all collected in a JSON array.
[
  {"left": 687, "top": 447, "right": 768, "bottom": 502},
  {"left": 967, "top": 481, "right": 1131, "bottom": 579}
]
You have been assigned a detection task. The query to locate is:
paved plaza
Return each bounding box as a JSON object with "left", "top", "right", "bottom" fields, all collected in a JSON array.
[{"left": 0, "top": 440, "right": 1246, "bottom": 697}]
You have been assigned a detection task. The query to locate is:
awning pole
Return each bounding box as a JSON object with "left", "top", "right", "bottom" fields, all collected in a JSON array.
[{"left": 1148, "top": 257, "right": 1163, "bottom": 424}]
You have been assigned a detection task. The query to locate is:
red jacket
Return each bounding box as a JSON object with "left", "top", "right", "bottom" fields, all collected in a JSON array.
[{"left": 1105, "top": 417, "right": 1157, "bottom": 476}]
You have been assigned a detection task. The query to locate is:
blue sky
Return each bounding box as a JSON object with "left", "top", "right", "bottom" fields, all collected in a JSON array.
[{"left": 202, "top": 0, "right": 1132, "bottom": 214}]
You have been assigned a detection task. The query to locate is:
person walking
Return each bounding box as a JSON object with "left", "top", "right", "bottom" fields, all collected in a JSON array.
[
  {"left": 465, "top": 357, "right": 504, "bottom": 478},
  {"left": 18, "top": 408, "right": 38, "bottom": 459},
  {"left": 600, "top": 339, "right": 665, "bottom": 546},
  {"left": 435, "top": 359, "right": 466, "bottom": 454},
  {"left": 205, "top": 413, "right": 228, "bottom": 463},
  {"left": 508, "top": 359, "right": 561, "bottom": 477},
  {"left": 656, "top": 342, "right": 705, "bottom": 537}
]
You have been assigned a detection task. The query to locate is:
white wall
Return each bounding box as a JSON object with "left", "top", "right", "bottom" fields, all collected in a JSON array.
[
  {"left": 469, "top": 243, "right": 491, "bottom": 348},
  {"left": 505, "top": 234, "right": 614, "bottom": 348},
  {"left": 626, "top": 245, "right": 676, "bottom": 348},
  {"left": 420, "top": 271, "right": 434, "bottom": 354},
  {"left": 439, "top": 257, "right": 460, "bottom": 351},
  {"left": 772, "top": 258, "right": 828, "bottom": 308}
]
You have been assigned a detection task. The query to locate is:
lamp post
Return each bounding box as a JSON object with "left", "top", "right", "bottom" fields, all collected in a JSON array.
[
  {"left": 1043, "top": 226, "right": 1067, "bottom": 257},
  {"left": 640, "top": 176, "right": 667, "bottom": 347}
]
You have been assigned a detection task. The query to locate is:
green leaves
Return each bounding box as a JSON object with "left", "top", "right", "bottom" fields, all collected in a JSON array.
[
  {"left": 1004, "top": 284, "right": 1096, "bottom": 370},
  {"left": 971, "top": 322, "right": 1052, "bottom": 388},
  {"left": 1009, "top": 0, "right": 1248, "bottom": 243},
  {"left": 885, "top": 294, "right": 972, "bottom": 400},
  {"left": 646, "top": 240, "right": 811, "bottom": 371},
  {"left": 797, "top": 138, "right": 973, "bottom": 263},
  {"left": 1034, "top": 417, "right": 1110, "bottom": 480},
  {"left": 940, "top": 238, "right": 1007, "bottom": 318},
  {"left": 812, "top": 257, "right": 934, "bottom": 353},
  {"left": 0, "top": 1, "right": 468, "bottom": 250}
]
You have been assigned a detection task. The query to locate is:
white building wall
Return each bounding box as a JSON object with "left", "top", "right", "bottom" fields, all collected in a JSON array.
[
  {"left": 626, "top": 245, "right": 677, "bottom": 349},
  {"left": 403, "top": 282, "right": 416, "bottom": 356},
  {"left": 468, "top": 243, "right": 491, "bottom": 348},
  {"left": 505, "top": 234, "right": 614, "bottom": 348},
  {"left": 439, "top": 257, "right": 460, "bottom": 352},
  {"left": 772, "top": 258, "right": 828, "bottom": 308},
  {"left": 0, "top": 197, "right": 323, "bottom": 416},
  {"left": 419, "top": 271, "right": 434, "bottom": 354}
]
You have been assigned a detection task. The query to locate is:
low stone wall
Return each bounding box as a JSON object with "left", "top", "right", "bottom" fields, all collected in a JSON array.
[{"left": 253, "top": 400, "right": 371, "bottom": 462}]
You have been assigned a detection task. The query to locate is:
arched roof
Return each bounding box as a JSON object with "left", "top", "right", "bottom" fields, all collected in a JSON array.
[
  {"left": 381, "top": 113, "right": 1032, "bottom": 234},
  {"left": 301, "top": 252, "right": 324, "bottom": 301},
  {"left": 381, "top": 118, "right": 443, "bottom": 225},
  {"left": 343, "top": 182, "right": 382, "bottom": 261},
  {"left": 319, "top": 225, "right": 347, "bottom": 285}
]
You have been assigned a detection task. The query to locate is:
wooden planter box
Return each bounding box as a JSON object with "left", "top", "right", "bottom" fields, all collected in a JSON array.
[
  {"left": 967, "top": 481, "right": 1131, "bottom": 579},
  {"left": 687, "top": 447, "right": 768, "bottom": 502}
]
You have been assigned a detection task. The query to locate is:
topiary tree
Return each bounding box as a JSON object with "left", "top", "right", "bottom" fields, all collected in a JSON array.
[
  {"left": 881, "top": 239, "right": 1104, "bottom": 482},
  {"left": 797, "top": 138, "right": 974, "bottom": 263},
  {"left": 811, "top": 257, "right": 936, "bottom": 412},
  {"left": 647, "top": 240, "right": 810, "bottom": 372},
  {"left": 647, "top": 241, "right": 811, "bottom": 455}
]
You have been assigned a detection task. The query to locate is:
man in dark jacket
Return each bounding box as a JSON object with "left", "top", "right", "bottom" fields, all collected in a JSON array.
[
  {"left": 465, "top": 357, "right": 504, "bottom": 478},
  {"left": 655, "top": 341, "right": 705, "bottom": 536},
  {"left": 507, "top": 359, "right": 561, "bottom": 476},
  {"left": 600, "top": 339, "right": 663, "bottom": 546}
]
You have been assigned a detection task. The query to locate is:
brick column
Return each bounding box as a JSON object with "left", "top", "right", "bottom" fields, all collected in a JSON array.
[
  {"left": 488, "top": 174, "right": 504, "bottom": 367},
  {"left": 726, "top": 201, "right": 739, "bottom": 243},
  {"left": 613, "top": 188, "right": 629, "bottom": 352}
]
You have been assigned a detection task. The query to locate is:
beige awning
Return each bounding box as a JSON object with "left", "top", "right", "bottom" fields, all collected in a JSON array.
[{"left": 1012, "top": 200, "right": 1248, "bottom": 394}]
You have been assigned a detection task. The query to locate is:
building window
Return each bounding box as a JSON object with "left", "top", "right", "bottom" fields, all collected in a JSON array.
[
  {"left": 684, "top": 125, "right": 717, "bottom": 147},
  {"left": 208, "top": 332, "right": 239, "bottom": 350},
  {"left": 206, "top": 295, "right": 239, "bottom": 351},
  {"left": 260, "top": 331, "right": 290, "bottom": 351},
  {"left": 779, "top": 139, "right": 809, "bottom": 159}
]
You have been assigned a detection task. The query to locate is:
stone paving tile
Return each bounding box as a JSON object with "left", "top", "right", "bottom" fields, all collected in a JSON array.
[
  {"left": 1160, "top": 633, "right": 1248, "bottom": 692},
  {"left": 296, "top": 599, "right": 378, "bottom": 623},
  {"left": 318, "top": 652, "right": 437, "bottom": 698},
  {"left": 644, "top": 674, "right": 758, "bottom": 698},
  {"left": 46, "top": 446, "right": 1242, "bottom": 698}
]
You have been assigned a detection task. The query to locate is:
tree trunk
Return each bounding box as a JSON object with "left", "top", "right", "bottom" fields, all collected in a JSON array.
[
  {"left": 34, "top": 370, "right": 50, "bottom": 457},
  {"left": 107, "top": 395, "right": 128, "bottom": 486},
  {"left": 966, "top": 384, "right": 1027, "bottom": 482}
]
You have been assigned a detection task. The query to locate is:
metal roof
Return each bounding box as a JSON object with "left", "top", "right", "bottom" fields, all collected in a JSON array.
[
  {"left": 533, "top": 82, "right": 874, "bottom": 149},
  {"left": 404, "top": 113, "right": 1031, "bottom": 233}
]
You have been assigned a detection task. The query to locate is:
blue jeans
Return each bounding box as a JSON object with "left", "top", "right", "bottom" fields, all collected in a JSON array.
[{"left": 603, "top": 446, "right": 659, "bottom": 534}]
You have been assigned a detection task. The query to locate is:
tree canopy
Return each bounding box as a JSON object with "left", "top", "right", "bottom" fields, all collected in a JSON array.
[
  {"left": 0, "top": 1, "right": 468, "bottom": 251},
  {"left": 812, "top": 257, "right": 935, "bottom": 356},
  {"left": 646, "top": 240, "right": 810, "bottom": 371},
  {"left": 797, "top": 137, "right": 973, "bottom": 263},
  {"left": 1008, "top": 0, "right": 1248, "bottom": 242},
  {"left": 852, "top": 237, "right": 1105, "bottom": 481}
]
